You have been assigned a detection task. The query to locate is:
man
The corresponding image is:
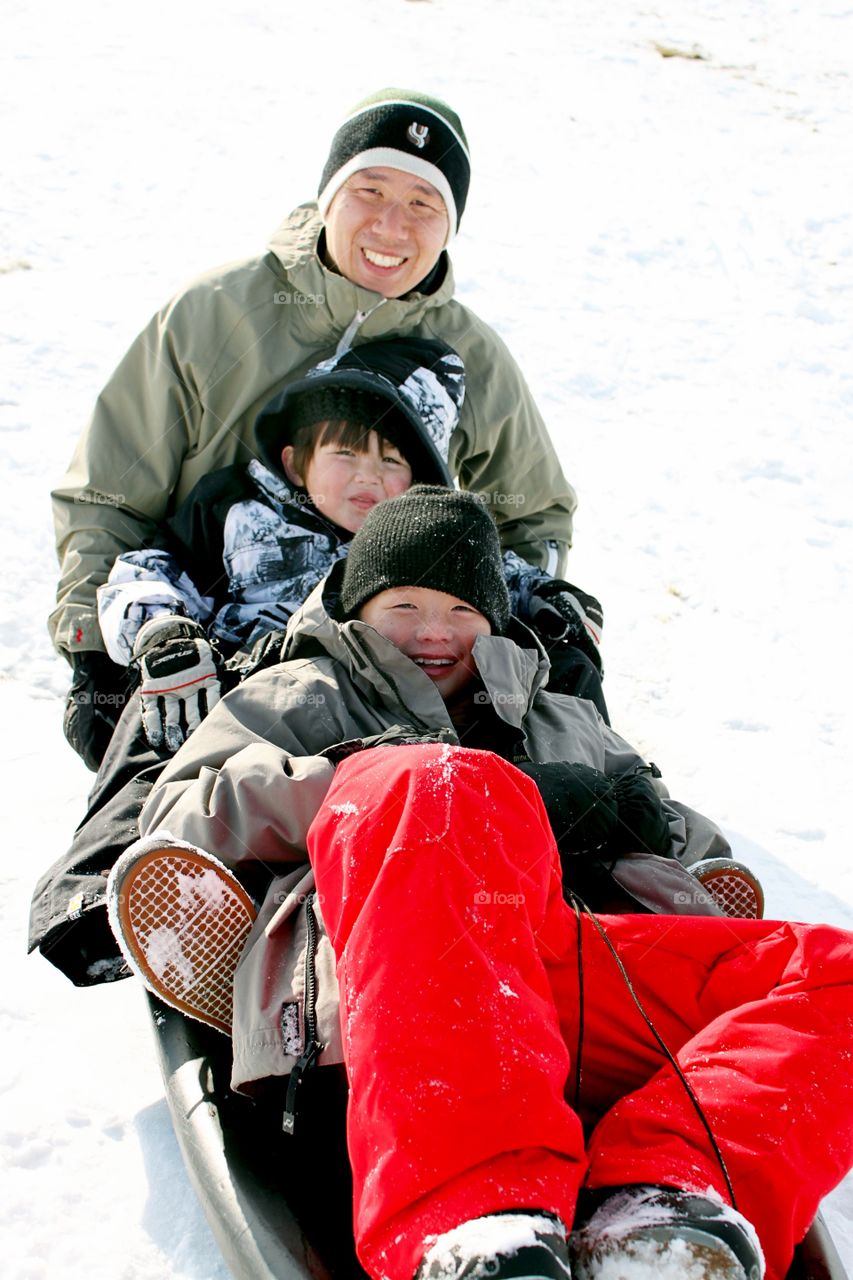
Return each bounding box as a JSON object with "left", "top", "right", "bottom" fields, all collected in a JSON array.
[
  {"left": 52, "top": 87, "right": 580, "bottom": 770},
  {"left": 104, "top": 488, "right": 848, "bottom": 1280}
]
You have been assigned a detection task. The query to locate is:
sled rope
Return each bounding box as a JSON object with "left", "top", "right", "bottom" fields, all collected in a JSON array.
[
  {"left": 568, "top": 893, "right": 585, "bottom": 1109},
  {"left": 566, "top": 890, "right": 738, "bottom": 1210}
]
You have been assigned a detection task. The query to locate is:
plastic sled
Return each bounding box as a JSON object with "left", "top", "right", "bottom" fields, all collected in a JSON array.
[{"left": 148, "top": 994, "right": 848, "bottom": 1280}]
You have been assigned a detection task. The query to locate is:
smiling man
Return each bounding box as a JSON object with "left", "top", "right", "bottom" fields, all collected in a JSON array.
[{"left": 50, "top": 87, "right": 580, "bottom": 773}]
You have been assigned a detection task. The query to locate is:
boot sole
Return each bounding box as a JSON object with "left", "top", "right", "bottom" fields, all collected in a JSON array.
[
  {"left": 692, "top": 858, "right": 765, "bottom": 919},
  {"left": 573, "top": 1227, "right": 750, "bottom": 1279},
  {"left": 107, "top": 843, "right": 256, "bottom": 1034}
]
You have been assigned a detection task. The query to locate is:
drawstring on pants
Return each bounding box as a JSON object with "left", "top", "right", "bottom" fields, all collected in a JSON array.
[{"left": 565, "top": 889, "right": 738, "bottom": 1210}]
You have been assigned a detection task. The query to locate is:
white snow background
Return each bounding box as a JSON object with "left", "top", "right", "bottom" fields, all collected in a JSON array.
[{"left": 2, "top": 0, "right": 852, "bottom": 1275}]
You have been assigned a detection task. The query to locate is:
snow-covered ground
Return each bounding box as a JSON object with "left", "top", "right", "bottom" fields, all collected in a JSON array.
[{"left": 3, "top": 1, "right": 852, "bottom": 1275}]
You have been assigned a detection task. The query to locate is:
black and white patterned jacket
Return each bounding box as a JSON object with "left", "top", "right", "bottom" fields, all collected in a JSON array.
[{"left": 97, "top": 459, "right": 576, "bottom": 666}]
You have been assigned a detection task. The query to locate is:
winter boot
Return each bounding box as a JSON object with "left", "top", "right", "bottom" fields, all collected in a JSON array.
[
  {"left": 570, "top": 1185, "right": 764, "bottom": 1280},
  {"left": 691, "top": 858, "right": 765, "bottom": 919},
  {"left": 106, "top": 835, "right": 257, "bottom": 1034},
  {"left": 417, "top": 1211, "right": 572, "bottom": 1280}
]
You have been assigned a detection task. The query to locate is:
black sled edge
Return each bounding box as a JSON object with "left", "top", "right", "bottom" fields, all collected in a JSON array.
[
  {"left": 146, "top": 996, "right": 847, "bottom": 1280},
  {"left": 146, "top": 993, "right": 366, "bottom": 1280}
]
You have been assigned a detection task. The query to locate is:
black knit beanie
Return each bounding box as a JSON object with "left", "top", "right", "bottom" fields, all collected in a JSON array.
[
  {"left": 340, "top": 485, "right": 510, "bottom": 633},
  {"left": 318, "top": 88, "right": 471, "bottom": 241}
]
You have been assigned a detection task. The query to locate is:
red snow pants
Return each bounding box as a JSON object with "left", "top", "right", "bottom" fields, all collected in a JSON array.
[{"left": 306, "top": 745, "right": 853, "bottom": 1280}]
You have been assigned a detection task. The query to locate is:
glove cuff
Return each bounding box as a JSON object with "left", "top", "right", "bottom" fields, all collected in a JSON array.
[{"left": 132, "top": 614, "right": 206, "bottom": 657}]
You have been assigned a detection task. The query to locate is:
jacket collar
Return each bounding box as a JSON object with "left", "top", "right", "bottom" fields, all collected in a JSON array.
[
  {"left": 266, "top": 203, "right": 457, "bottom": 343},
  {"left": 283, "top": 562, "right": 550, "bottom": 731},
  {"left": 246, "top": 459, "right": 353, "bottom": 544}
]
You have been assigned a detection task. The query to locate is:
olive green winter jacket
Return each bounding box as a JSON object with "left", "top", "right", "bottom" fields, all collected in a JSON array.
[{"left": 50, "top": 203, "right": 577, "bottom": 656}]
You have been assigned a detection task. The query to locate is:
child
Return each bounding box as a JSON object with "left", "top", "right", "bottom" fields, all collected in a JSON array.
[
  {"left": 30, "top": 342, "right": 606, "bottom": 988},
  {"left": 109, "top": 487, "right": 853, "bottom": 1280},
  {"left": 96, "top": 335, "right": 466, "bottom": 751},
  {"left": 96, "top": 335, "right": 606, "bottom": 754}
]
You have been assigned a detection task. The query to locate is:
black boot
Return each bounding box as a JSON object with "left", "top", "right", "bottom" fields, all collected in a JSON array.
[
  {"left": 417, "top": 1211, "right": 572, "bottom": 1280},
  {"left": 570, "top": 1185, "right": 763, "bottom": 1279}
]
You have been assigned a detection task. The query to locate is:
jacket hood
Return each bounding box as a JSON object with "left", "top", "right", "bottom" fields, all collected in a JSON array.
[
  {"left": 254, "top": 334, "right": 464, "bottom": 489},
  {"left": 282, "top": 559, "right": 551, "bottom": 731}
]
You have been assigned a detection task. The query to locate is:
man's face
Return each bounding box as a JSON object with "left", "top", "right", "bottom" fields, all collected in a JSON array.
[
  {"left": 358, "top": 586, "right": 491, "bottom": 703},
  {"left": 324, "top": 167, "right": 449, "bottom": 298}
]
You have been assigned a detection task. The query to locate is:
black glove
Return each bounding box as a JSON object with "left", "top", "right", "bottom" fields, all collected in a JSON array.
[
  {"left": 609, "top": 769, "right": 672, "bottom": 857},
  {"left": 319, "top": 725, "right": 457, "bottom": 767},
  {"left": 226, "top": 628, "right": 288, "bottom": 682},
  {"left": 528, "top": 582, "right": 604, "bottom": 675},
  {"left": 516, "top": 761, "right": 671, "bottom": 859},
  {"left": 63, "top": 651, "right": 130, "bottom": 771},
  {"left": 515, "top": 761, "right": 619, "bottom": 856},
  {"left": 131, "top": 616, "right": 222, "bottom": 753}
]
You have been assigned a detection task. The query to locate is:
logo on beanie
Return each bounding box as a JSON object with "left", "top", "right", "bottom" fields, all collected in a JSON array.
[{"left": 407, "top": 121, "right": 429, "bottom": 149}]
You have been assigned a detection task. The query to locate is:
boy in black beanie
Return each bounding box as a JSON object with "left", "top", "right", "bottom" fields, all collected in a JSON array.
[{"left": 105, "top": 487, "right": 837, "bottom": 1280}]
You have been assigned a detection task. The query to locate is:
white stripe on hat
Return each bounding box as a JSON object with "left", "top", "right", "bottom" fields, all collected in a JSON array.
[{"left": 317, "top": 147, "right": 458, "bottom": 243}]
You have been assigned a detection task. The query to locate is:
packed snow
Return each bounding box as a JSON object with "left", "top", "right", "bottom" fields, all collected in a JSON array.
[{"left": 3, "top": 0, "right": 852, "bottom": 1276}]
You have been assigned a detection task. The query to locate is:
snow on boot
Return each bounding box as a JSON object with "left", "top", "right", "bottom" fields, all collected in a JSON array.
[
  {"left": 691, "top": 859, "right": 765, "bottom": 919},
  {"left": 570, "top": 1185, "right": 764, "bottom": 1280},
  {"left": 417, "top": 1211, "right": 572, "bottom": 1280},
  {"left": 106, "top": 834, "right": 257, "bottom": 1034}
]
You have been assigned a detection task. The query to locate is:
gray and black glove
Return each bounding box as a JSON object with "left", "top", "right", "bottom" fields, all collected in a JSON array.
[
  {"left": 63, "top": 651, "right": 130, "bottom": 771},
  {"left": 131, "top": 616, "right": 222, "bottom": 753},
  {"left": 528, "top": 582, "right": 604, "bottom": 675}
]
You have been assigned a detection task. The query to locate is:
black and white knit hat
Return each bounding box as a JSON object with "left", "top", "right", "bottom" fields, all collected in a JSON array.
[
  {"left": 340, "top": 485, "right": 511, "bottom": 634},
  {"left": 255, "top": 337, "right": 465, "bottom": 487},
  {"left": 318, "top": 88, "right": 471, "bottom": 241}
]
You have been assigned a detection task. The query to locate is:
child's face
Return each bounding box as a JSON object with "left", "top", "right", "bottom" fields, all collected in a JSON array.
[
  {"left": 358, "top": 586, "right": 491, "bottom": 706},
  {"left": 282, "top": 429, "right": 413, "bottom": 533}
]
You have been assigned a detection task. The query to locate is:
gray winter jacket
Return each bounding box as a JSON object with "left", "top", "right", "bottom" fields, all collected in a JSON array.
[{"left": 139, "top": 565, "right": 730, "bottom": 1093}]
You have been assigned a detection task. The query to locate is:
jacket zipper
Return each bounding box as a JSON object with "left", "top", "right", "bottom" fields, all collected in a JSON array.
[{"left": 282, "top": 890, "right": 324, "bottom": 1134}]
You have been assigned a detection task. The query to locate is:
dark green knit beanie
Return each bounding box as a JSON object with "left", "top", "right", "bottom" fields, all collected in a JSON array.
[{"left": 340, "top": 485, "right": 510, "bottom": 633}]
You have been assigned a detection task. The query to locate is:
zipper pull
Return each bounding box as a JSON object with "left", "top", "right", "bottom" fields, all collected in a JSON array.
[
  {"left": 335, "top": 297, "right": 388, "bottom": 356},
  {"left": 281, "top": 1038, "right": 324, "bottom": 1135}
]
